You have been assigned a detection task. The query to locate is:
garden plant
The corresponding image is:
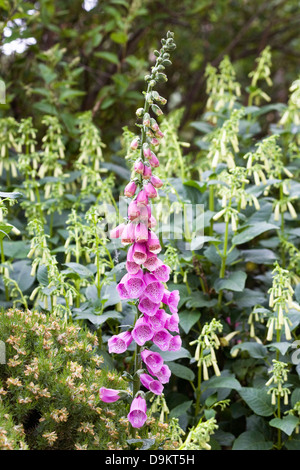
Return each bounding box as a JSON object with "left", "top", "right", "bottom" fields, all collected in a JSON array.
[{"left": 0, "top": 1, "right": 300, "bottom": 452}]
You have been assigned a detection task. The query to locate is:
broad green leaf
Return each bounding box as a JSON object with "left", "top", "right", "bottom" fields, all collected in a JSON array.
[
  {"left": 186, "top": 291, "right": 217, "bottom": 309},
  {"left": 64, "top": 262, "right": 94, "bottom": 278},
  {"left": 232, "top": 431, "right": 273, "bottom": 450},
  {"left": 169, "top": 400, "right": 193, "bottom": 418},
  {"left": 267, "top": 342, "right": 292, "bottom": 356},
  {"left": 233, "top": 288, "right": 266, "bottom": 307},
  {"left": 0, "top": 191, "right": 21, "bottom": 199},
  {"left": 110, "top": 31, "right": 128, "bottom": 44},
  {"left": 127, "top": 438, "right": 156, "bottom": 450},
  {"left": 179, "top": 310, "right": 201, "bottom": 334},
  {"left": 239, "top": 388, "right": 274, "bottom": 416},
  {"left": 241, "top": 248, "right": 277, "bottom": 263},
  {"left": 232, "top": 222, "right": 279, "bottom": 245},
  {"left": 3, "top": 240, "right": 30, "bottom": 259},
  {"left": 214, "top": 271, "right": 247, "bottom": 292},
  {"left": 10, "top": 260, "right": 35, "bottom": 292},
  {"left": 168, "top": 362, "right": 195, "bottom": 381},
  {"left": 204, "top": 375, "right": 241, "bottom": 391},
  {"left": 269, "top": 415, "right": 299, "bottom": 436},
  {"left": 231, "top": 342, "right": 268, "bottom": 359},
  {"left": 151, "top": 345, "right": 191, "bottom": 362},
  {"left": 73, "top": 309, "right": 121, "bottom": 327},
  {"left": 37, "top": 264, "right": 49, "bottom": 286}
]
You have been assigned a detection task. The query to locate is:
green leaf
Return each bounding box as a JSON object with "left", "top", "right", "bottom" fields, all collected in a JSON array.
[
  {"left": 150, "top": 345, "right": 191, "bottom": 362},
  {"left": 37, "top": 264, "right": 49, "bottom": 286},
  {"left": 267, "top": 342, "right": 292, "bottom": 355},
  {"left": 241, "top": 248, "right": 277, "bottom": 263},
  {"left": 0, "top": 191, "right": 21, "bottom": 199},
  {"left": 169, "top": 400, "right": 193, "bottom": 418},
  {"left": 232, "top": 223, "right": 279, "bottom": 245},
  {"left": 230, "top": 342, "right": 268, "bottom": 359},
  {"left": 239, "top": 388, "right": 274, "bottom": 416},
  {"left": 232, "top": 431, "right": 273, "bottom": 450},
  {"left": 168, "top": 362, "right": 195, "bottom": 381},
  {"left": 127, "top": 438, "right": 156, "bottom": 450},
  {"left": 179, "top": 310, "right": 201, "bottom": 334},
  {"left": 95, "top": 51, "right": 120, "bottom": 64},
  {"left": 63, "top": 262, "right": 94, "bottom": 278},
  {"left": 10, "top": 260, "right": 35, "bottom": 292},
  {"left": 185, "top": 291, "right": 217, "bottom": 309},
  {"left": 73, "top": 309, "right": 121, "bottom": 327},
  {"left": 214, "top": 271, "right": 247, "bottom": 292},
  {"left": 3, "top": 240, "right": 30, "bottom": 259},
  {"left": 204, "top": 374, "right": 241, "bottom": 391},
  {"left": 269, "top": 415, "right": 299, "bottom": 436},
  {"left": 110, "top": 31, "right": 128, "bottom": 44}
]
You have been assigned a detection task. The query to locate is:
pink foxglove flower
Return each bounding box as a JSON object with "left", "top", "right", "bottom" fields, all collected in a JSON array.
[
  {"left": 143, "top": 165, "right": 152, "bottom": 180},
  {"left": 140, "top": 373, "right": 163, "bottom": 395},
  {"left": 110, "top": 223, "right": 125, "bottom": 239},
  {"left": 121, "top": 223, "right": 135, "bottom": 245},
  {"left": 108, "top": 331, "right": 132, "bottom": 354},
  {"left": 163, "top": 289, "right": 180, "bottom": 314},
  {"left": 99, "top": 387, "right": 120, "bottom": 403},
  {"left": 138, "top": 295, "right": 160, "bottom": 317},
  {"left": 104, "top": 32, "right": 178, "bottom": 430},
  {"left": 145, "top": 309, "right": 168, "bottom": 332},
  {"left": 150, "top": 175, "right": 163, "bottom": 188},
  {"left": 152, "top": 328, "right": 173, "bottom": 351},
  {"left": 124, "top": 181, "right": 137, "bottom": 197},
  {"left": 134, "top": 160, "right": 144, "bottom": 174},
  {"left": 135, "top": 222, "right": 148, "bottom": 243},
  {"left": 132, "top": 242, "right": 147, "bottom": 265},
  {"left": 143, "top": 272, "right": 165, "bottom": 304},
  {"left": 153, "top": 263, "right": 171, "bottom": 283},
  {"left": 132, "top": 317, "right": 153, "bottom": 346},
  {"left": 127, "top": 396, "right": 147, "bottom": 429},
  {"left": 141, "top": 349, "right": 164, "bottom": 373}
]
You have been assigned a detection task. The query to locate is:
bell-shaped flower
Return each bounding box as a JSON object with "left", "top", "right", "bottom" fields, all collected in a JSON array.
[
  {"left": 108, "top": 330, "right": 132, "bottom": 354},
  {"left": 131, "top": 317, "right": 153, "bottom": 346},
  {"left": 144, "top": 182, "right": 157, "bottom": 199},
  {"left": 110, "top": 223, "right": 125, "bottom": 239},
  {"left": 134, "top": 160, "right": 144, "bottom": 174},
  {"left": 124, "top": 270, "right": 145, "bottom": 299},
  {"left": 128, "top": 200, "right": 140, "bottom": 221},
  {"left": 135, "top": 222, "right": 148, "bottom": 243},
  {"left": 121, "top": 223, "right": 135, "bottom": 245},
  {"left": 168, "top": 335, "right": 182, "bottom": 351},
  {"left": 140, "top": 373, "right": 163, "bottom": 395},
  {"left": 141, "top": 349, "right": 164, "bottom": 373},
  {"left": 162, "top": 289, "right": 180, "bottom": 314},
  {"left": 143, "top": 165, "right": 152, "bottom": 180},
  {"left": 143, "top": 272, "right": 165, "bottom": 304},
  {"left": 153, "top": 263, "right": 171, "bottom": 283},
  {"left": 147, "top": 231, "right": 161, "bottom": 254},
  {"left": 145, "top": 308, "right": 168, "bottom": 332},
  {"left": 154, "top": 364, "right": 171, "bottom": 384},
  {"left": 136, "top": 190, "right": 148, "bottom": 207},
  {"left": 127, "top": 396, "right": 147, "bottom": 429},
  {"left": 99, "top": 387, "right": 120, "bottom": 403},
  {"left": 124, "top": 181, "right": 137, "bottom": 198},
  {"left": 152, "top": 328, "right": 172, "bottom": 351},
  {"left": 165, "top": 312, "right": 180, "bottom": 333},
  {"left": 138, "top": 296, "right": 160, "bottom": 317},
  {"left": 143, "top": 250, "right": 161, "bottom": 272},
  {"left": 132, "top": 242, "right": 147, "bottom": 265},
  {"left": 126, "top": 246, "right": 140, "bottom": 275}
]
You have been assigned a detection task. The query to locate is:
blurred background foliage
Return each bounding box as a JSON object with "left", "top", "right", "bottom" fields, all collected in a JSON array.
[{"left": 1, "top": 0, "right": 300, "bottom": 152}]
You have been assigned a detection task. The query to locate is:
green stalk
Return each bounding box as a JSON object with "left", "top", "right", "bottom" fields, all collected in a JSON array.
[
  {"left": 195, "top": 345, "right": 203, "bottom": 417},
  {"left": 0, "top": 238, "right": 9, "bottom": 301},
  {"left": 218, "top": 205, "right": 231, "bottom": 308},
  {"left": 209, "top": 184, "right": 214, "bottom": 237}
]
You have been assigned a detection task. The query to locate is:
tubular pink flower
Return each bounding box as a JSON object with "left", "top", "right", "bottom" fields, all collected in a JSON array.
[
  {"left": 135, "top": 222, "right": 149, "bottom": 243},
  {"left": 128, "top": 200, "right": 140, "bottom": 221},
  {"left": 143, "top": 165, "right": 152, "bottom": 180},
  {"left": 148, "top": 215, "right": 157, "bottom": 229},
  {"left": 121, "top": 223, "right": 135, "bottom": 245},
  {"left": 127, "top": 396, "right": 147, "bottom": 429},
  {"left": 141, "top": 349, "right": 164, "bottom": 373},
  {"left": 140, "top": 373, "right": 163, "bottom": 395},
  {"left": 143, "top": 144, "right": 152, "bottom": 159},
  {"left": 151, "top": 138, "right": 160, "bottom": 146},
  {"left": 153, "top": 263, "right": 171, "bottom": 283},
  {"left": 134, "top": 160, "right": 144, "bottom": 174},
  {"left": 132, "top": 317, "right": 153, "bottom": 346},
  {"left": 153, "top": 364, "right": 171, "bottom": 384},
  {"left": 144, "top": 182, "right": 157, "bottom": 199},
  {"left": 123, "top": 270, "right": 145, "bottom": 298},
  {"left": 148, "top": 153, "right": 160, "bottom": 168},
  {"left": 116, "top": 274, "right": 130, "bottom": 299},
  {"left": 168, "top": 335, "right": 182, "bottom": 351},
  {"left": 108, "top": 330, "right": 132, "bottom": 354},
  {"left": 130, "top": 138, "right": 139, "bottom": 150},
  {"left": 165, "top": 312, "right": 180, "bottom": 333},
  {"left": 152, "top": 328, "right": 172, "bottom": 351},
  {"left": 143, "top": 272, "right": 165, "bottom": 304},
  {"left": 132, "top": 242, "right": 147, "bottom": 265},
  {"left": 126, "top": 247, "right": 140, "bottom": 275},
  {"left": 143, "top": 250, "right": 161, "bottom": 271},
  {"left": 138, "top": 295, "right": 160, "bottom": 317},
  {"left": 136, "top": 190, "right": 149, "bottom": 207},
  {"left": 145, "top": 308, "right": 168, "bottom": 332},
  {"left": 99, "top": 387, "right": 120, "bottom": 403},
  {"left": 147, "top": 231, "right": 161, "bottom": 254},
  {"left": 124, "top": 181, "right": 137, "bottom": 198},
  {"left": 150, "top": 175, "right": 163, "bottom": 189},
  {"left": 110, "top": 223, "right": 125, "bottom": 239},
  {"left": 162, "top": 289, "right": 180, "bottom": 314}
]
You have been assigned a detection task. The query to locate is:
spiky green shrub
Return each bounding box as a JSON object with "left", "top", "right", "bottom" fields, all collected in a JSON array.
[{"left": 0, "top": 308, "right": 176, "bottom": 450}]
